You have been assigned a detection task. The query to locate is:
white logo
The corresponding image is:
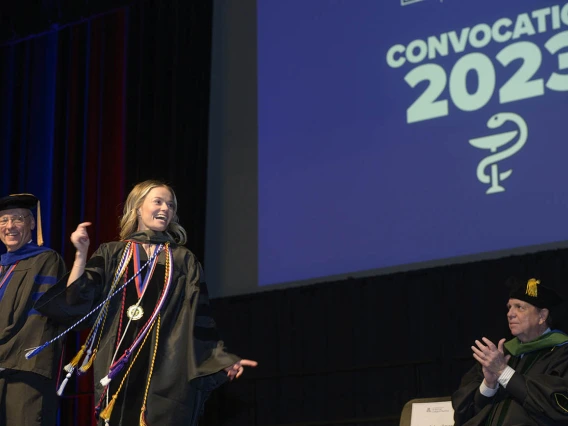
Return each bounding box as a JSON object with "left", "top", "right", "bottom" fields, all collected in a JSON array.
[
  {"left": 469, "top": 113, "right": 527, "bottom": 194},
  {"left": 401, "top": 0, "right": 426, "bottom": 6}
]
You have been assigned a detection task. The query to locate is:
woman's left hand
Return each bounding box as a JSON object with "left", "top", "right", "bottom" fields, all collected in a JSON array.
[{"left": 224, "top": 359, "right": 258, "bottom": 380}]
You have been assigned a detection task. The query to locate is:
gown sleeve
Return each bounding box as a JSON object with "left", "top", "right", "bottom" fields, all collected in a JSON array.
[
  {"left": 452, "top": 363, "right": 501, "bottom": 425},
  {"left": 0, "top": 250, "right": 66, "bottom": 344},
  {"left": 34, "top": 244, "right": 109, "bottom": 328},
  {"left": 505, "top": 345, "right": 568, "bottom": 423},
  {"left": 190, "top": 258, "right": 241, "bottom": 377}
]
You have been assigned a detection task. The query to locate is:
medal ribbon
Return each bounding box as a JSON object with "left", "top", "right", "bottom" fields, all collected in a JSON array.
[
  {"left": 99, "top": 244, "right": 173, "bottom": 394},
  {"left": 132, "top": 243, "right": 160, "bottom": 298}
]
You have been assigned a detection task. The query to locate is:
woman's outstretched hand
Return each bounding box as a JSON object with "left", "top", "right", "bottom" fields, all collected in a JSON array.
[{"left": 224, "top": 359, "right": 258, "bottom": 380}]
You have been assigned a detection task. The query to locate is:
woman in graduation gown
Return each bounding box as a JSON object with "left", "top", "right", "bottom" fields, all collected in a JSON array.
[{"left": 36, "top": 180, "right": 256, "bottom": 425}]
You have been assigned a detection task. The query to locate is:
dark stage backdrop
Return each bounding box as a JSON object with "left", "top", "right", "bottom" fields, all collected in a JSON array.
[
  {"left": 2, "top": 1, "right": 568, "bottom": 426},
  {"left": 207, "top": 247, "right": 568, "bottom": 426}
]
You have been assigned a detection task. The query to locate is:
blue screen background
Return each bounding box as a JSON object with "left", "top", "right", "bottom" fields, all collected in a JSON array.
[{"left": 258, "top": 0, "right": 568, "bottom": 286}]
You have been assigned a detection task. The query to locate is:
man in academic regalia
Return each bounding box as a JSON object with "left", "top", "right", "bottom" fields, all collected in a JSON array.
[
  {"left": 0, "top": 194, "right": 66, "bottom": 426},
  {"left": 452, "top": 278, "right": 568, "bottom": 425}
]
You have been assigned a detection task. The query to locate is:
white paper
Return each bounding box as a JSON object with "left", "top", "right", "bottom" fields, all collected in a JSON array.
[{"left": 410, "top": 400, "right": 454, "bottom": 426}]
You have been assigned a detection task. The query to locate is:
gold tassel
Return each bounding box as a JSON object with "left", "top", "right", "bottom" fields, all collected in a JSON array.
[
  {"left": 79, "top": 348, "right": 98, "bottom": 373},
  {"left": 139, "top": 405, "right": 148, "bottom": 426},
  {"left": 36, "top": 198, "right": 43, "bottom": 246},
  {"left": 99, "top": 395, "right": 118, "bottom": 421},
  {"left": 64, "top": 345, "right": 86, "bottom": 372},
  {"left": 68, "top": 345, "right": 86, "bottom": 368},
  {"left": 526, "top": 278, "right": 540, "bottom": 297}
]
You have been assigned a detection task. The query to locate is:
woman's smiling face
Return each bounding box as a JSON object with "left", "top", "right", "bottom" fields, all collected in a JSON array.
[{"left": 137, "top": 187, "right": 175, "bottom": 232}]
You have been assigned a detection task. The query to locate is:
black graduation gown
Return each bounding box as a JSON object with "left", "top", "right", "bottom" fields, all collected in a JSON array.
[
  {"left": 0, "top": 249, "right": 66, "bottom": 378},
  {"left": 36, "top": 232, "right": 240, "bottom": 426},
  {"left": 0, "top": 247, "right": 66, "bottom": 426},
  {"left": 452, "top": 344, "right": 568, "bottom": 425}
]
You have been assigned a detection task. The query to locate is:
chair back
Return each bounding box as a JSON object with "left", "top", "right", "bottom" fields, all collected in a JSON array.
[{"left": 399, "top": 396, "right": 453, "bottom": 426}]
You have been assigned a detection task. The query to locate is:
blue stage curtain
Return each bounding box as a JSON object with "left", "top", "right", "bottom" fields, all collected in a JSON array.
[
  {"left": 0, "top": 9, "right": 127, "bottom": 256},
  {"left": 0, "top": 8, "right": 128, "bottom": 426}
]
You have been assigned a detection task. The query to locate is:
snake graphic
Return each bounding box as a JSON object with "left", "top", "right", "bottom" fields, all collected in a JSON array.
[{"left": 469, "top": 112, "right": 528, "bottom": 193}]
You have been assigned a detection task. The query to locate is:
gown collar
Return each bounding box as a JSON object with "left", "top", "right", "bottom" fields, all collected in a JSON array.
[
  {"left": 0, "top": 242, "right": 51, "bottom": 266},
  {"left": 124, "top": 230, "right": 177, "bottom": 246}
]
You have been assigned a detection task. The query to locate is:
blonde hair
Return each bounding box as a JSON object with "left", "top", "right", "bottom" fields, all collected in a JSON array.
[{"left": 119, "top": 180, "right": 187, "bottom": 244}]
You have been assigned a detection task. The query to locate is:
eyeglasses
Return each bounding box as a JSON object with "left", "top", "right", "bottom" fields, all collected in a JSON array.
[{"left": 0, "top": 214, "right": 30, "bottom": 227}]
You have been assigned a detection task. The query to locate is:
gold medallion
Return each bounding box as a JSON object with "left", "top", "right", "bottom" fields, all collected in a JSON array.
[{"left": 127, "top": 305, "right": 144, "bottom": 320}]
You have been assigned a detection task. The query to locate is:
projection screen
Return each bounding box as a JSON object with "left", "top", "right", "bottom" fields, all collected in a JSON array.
[{"left": 206, "top": 0, "right": 568, "bottom": 298}]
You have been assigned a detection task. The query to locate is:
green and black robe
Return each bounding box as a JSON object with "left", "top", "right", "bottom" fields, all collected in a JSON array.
[{"left": 452, "top": 332, "right": 568, "bottom": 425}]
